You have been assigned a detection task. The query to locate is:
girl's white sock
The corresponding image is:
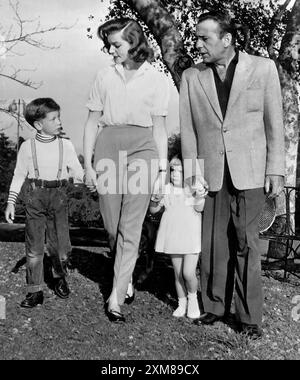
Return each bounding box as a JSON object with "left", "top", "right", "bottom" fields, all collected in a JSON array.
[
  {"left": 172, "top": 296, "right": 187, "bottom": 318},
  {"left": 187, "top": 292, "right": 200, "bottom": 319}
]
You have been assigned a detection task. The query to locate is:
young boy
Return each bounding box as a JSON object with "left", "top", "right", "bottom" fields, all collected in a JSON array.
[{"left": 5, "top": 98, "right": 84, "bottom": 308}]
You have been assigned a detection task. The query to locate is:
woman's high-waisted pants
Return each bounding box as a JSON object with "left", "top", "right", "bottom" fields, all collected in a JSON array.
[{"left": 94, "top": 125, "right": 158, "bottom": 305}]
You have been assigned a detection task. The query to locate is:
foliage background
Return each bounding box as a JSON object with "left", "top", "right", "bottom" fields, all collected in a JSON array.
[{"left": 105, "top": 0, "right": 289, "bottom": 70}]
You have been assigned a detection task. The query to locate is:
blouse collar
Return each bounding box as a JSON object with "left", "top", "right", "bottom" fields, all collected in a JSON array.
[{"left": 114, "top": 61, "right": 151, "bottom": 81}]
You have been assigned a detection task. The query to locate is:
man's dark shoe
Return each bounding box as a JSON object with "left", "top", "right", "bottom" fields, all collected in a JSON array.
[
  {"left": 20, "top": 291, "right": 44, "bottom": 308},
  {"left": 240, "top": 323, "right": 263, "bottom": 340},
  {"left": 53, "top": 277, "right": 70, "bottom": 299},
  {"left": 194, "top": 312, "right": 223, "bottom": 325},
  {"left": 222, "top": 313, "right": 240, "bottom": 330}
]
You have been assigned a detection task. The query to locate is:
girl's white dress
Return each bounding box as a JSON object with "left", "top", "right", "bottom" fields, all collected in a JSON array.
[{"left": 155, "top": 184, "right": 203, "bottom": 254}]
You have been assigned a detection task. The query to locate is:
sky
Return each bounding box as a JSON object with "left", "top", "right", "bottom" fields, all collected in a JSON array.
[{"left": 0, "top": 0, "right": 179, "bottom": 153}]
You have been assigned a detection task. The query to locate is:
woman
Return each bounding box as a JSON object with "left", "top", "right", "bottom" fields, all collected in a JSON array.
[{"left": 84, "top": 18, "right": 169, "bottom": 323}]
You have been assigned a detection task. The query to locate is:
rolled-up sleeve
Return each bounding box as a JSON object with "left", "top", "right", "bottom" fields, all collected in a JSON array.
[
  {"left": 151, "top": 73, "right": 169, "bottom": 116},
  {"left": 86, "top": 70, "right": 104, "bottom": 112}
]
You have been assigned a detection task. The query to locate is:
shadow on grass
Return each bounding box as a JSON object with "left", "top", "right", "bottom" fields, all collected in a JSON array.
[
  {"left": 67, "top": 247, "right": 178, "bottom": 308},
  {"left": 4, "top": 221, "right": 200, "bottom": 310},
  {"left": 68, "top": 247, "right": 114, "bottom": 302},
  {"left": 9, "top": 246, "right": 198, "bottom": 312}
]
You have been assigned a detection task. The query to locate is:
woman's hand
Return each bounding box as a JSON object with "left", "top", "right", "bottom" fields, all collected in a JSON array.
[
  {"left": 83, "top": 110, "right": 102, "bottom": 193},
  {"left": 153, "top": 171, "right": 167, "bottom": 196},
  {"left": 84, "top": 167, "right": 97, "bottom": 193}
]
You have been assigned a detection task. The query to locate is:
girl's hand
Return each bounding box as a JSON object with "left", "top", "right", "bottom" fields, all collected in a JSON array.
[
  {"left": 191, "top": 176, "right": 209, "bottom": 198},
  {"left": 151, "top": 192, "right": 164, "bottom": 203},
  {"left": 84, "top": 167, "right": 97, "bottom": 193},
  {"left": 5, "top": 203, "right": 15, "bottom": 224}
]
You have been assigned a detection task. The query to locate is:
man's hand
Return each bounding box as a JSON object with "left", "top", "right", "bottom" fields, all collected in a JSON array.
[
  {"left": 265, "top": 175, "right": 284, "bottom": 198},
  {"left": 5, "top": 203, "right": 15, "bottom": 224},
  {"left": 84, "top": 167, "right": 97, "bottom": 193}
]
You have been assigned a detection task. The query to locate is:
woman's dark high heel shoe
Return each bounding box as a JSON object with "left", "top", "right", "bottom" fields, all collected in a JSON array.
[
  {"left": 105, "top": 304, "right": 125, "bottom": 323},
  {"left": 124, "top": 292, "right": 135, "bottom": 305},
  {"left": 124, "top": 282, "right": 135, "bottom": 305}
]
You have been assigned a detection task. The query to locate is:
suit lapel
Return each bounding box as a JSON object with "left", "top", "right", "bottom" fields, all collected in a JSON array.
[
  {"left": 197, "top": 67, "right": 223, "bottom": 122},
  {"left": 225, "top": 52, "right": 254, "bottom": 118}
]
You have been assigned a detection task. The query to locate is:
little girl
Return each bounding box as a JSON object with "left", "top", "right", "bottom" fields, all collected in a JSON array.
[{"left": 150, "top": 153, "right": 206, "bottom": 319}]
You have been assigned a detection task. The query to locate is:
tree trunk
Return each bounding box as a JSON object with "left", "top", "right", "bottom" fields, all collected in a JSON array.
[
  {"left": 268, "top": 0, "right": 300, "bottom": 259},
  {"left": 276, "top": 0, "right": 300, "bottom": 217},
  {"left": 123, "top": 0, "right": 193, "bottom": 89}
]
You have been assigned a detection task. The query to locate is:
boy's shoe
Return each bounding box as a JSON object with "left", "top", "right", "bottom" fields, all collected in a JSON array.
[
  {"left": 53, "top": 277, "right": 70, "bottom": 299},
  {"left": 20, "top": 291, "right": 44, "bottom": 308}
]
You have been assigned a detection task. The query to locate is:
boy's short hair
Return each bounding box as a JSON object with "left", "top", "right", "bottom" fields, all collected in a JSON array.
[
  {"left": 24, "top": 98, "right": 60, "bottom": 127},
  {"left": 97, "top": 18, "right": 154, "bottom": 63}
]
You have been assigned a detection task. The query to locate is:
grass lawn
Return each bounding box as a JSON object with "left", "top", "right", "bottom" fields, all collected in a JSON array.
[{"left": 1, "top": 241, "right": 300, "bottom": 360}]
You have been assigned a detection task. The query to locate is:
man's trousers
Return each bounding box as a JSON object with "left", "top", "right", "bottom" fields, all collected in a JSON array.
[{"left": 201, "top": 161, "right": 266, "bottom": 326}]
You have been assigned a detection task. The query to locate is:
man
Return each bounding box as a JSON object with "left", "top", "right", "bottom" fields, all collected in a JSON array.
[{"left": 180, "top": 11, "right": 285, "bottom": 338}]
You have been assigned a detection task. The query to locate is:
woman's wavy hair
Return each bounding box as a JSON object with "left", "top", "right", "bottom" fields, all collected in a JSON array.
[{"left": 97, "top": 18, "right": 154, "bottom": 63}]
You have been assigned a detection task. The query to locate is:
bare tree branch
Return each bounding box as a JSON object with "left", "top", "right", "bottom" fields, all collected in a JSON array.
[
  {"left": 267, "top": 0, "right": 293, "bottom": 61},
  {"left": 0, "top": 107, "right": 15, "bottom": 118},
  {"left": 0, "top": 70, "right": 42, "bottom": 89},
  {"left": 0, "top": 0, "right": 76, "bottom": 92}
]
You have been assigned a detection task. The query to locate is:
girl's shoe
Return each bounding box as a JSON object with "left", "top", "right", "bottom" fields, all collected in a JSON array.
[
  {"left": 187, "top": 292, "right": 200, "bottom": 319},
  {"left": 172, "top": 297, "right": 187, "bottom": 318}
]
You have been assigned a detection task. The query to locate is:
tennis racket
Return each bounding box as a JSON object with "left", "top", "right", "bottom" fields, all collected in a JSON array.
[{"left": 258, "top": 196, "right": 276, "bottom": 233}]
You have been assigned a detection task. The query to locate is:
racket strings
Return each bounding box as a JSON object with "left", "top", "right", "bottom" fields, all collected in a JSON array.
[{"left": 258, "top": 197, "right": 276, "bottom": 233}]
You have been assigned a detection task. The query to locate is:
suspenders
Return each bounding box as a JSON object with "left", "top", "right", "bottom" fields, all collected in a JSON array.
[
  {"left": 31, "top": 137, "right": 63, "bottom": 180},
  {"left": 57, "top": 138, "right": 63, "bottom": 180}
]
